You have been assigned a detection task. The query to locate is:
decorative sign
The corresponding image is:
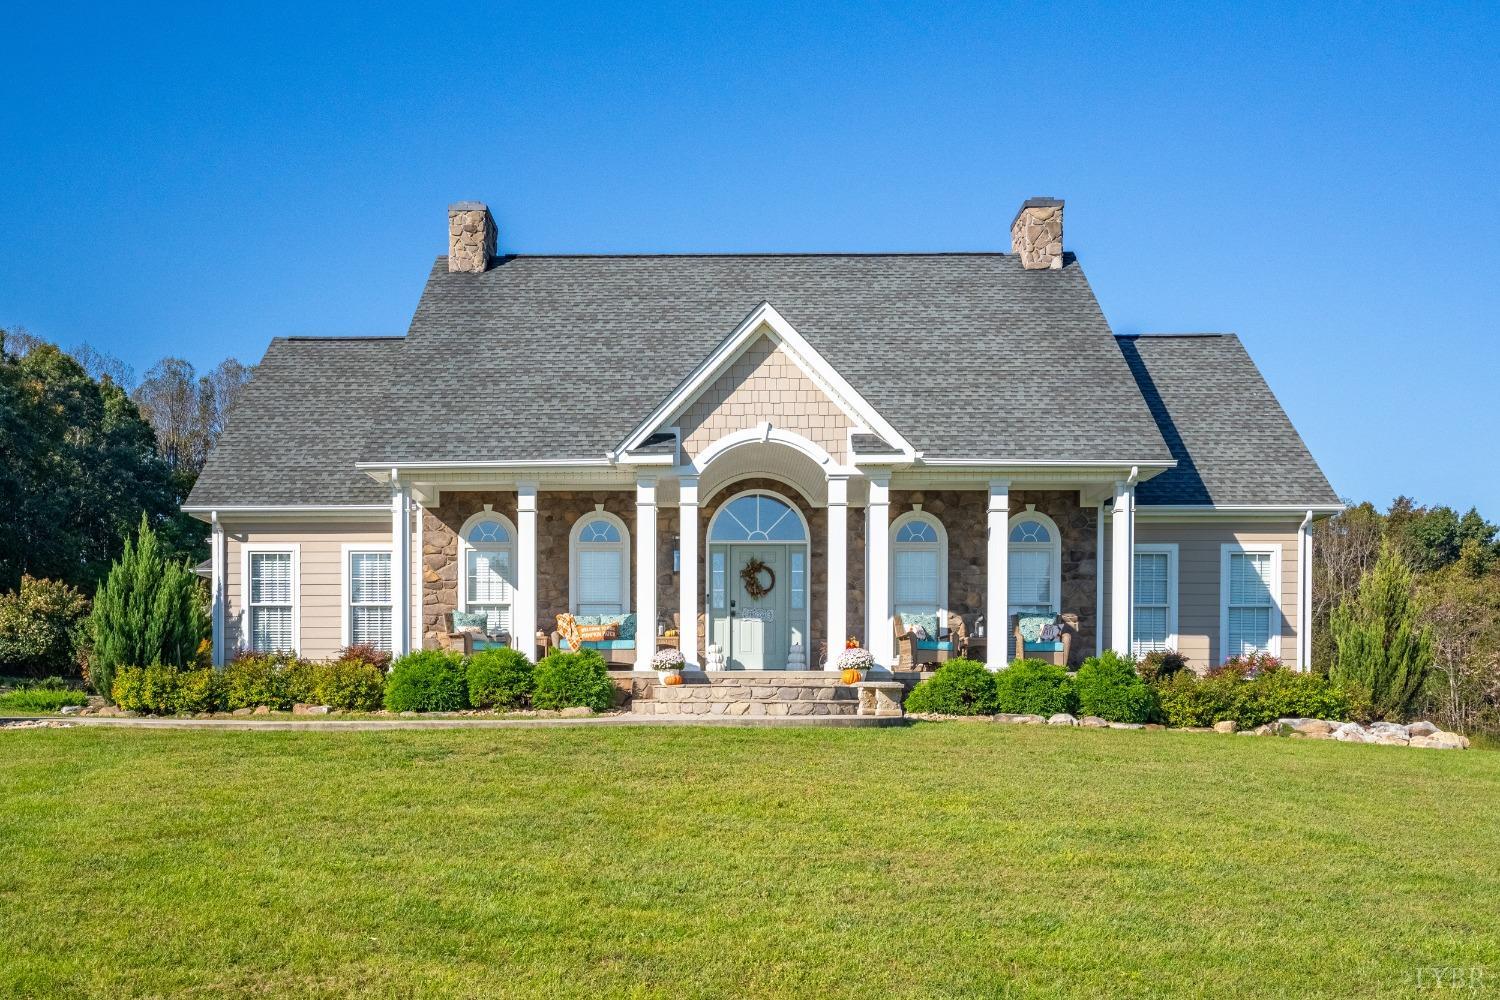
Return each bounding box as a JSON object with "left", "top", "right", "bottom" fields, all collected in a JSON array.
[{"left": 737, "top": 607, "right": 776, "bottom": 624}]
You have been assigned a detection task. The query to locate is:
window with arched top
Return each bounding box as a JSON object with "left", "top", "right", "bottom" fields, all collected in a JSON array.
[
  {"left": 709, "top": 493, "right": 807, "bottom": 542},
  {"left": 459, "top": 511, "right": 517, "bottom": 635},
  {"left": 891, "top": 511, "right": 947, "bottom": 623},
  {"left": 570, "top": 510, "right": 631, "bottom": 615},
  {"left": 1008, "top": 508, "right": 1062, "bottom": 617}
]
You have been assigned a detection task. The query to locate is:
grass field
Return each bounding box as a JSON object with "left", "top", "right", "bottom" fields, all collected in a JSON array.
[{"left": 2, "top": 724, "right": 1497, "bottom": 998}]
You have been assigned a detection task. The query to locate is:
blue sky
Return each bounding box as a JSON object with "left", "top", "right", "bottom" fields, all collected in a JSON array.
[{"left": 3, "top": 2, "right": 1496, "bottom": 512}]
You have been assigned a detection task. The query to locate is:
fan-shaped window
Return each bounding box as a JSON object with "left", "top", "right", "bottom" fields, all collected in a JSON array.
[
  {"left": 468, "top": 519, "right": 510, "bottom": 544},
  {"left": 570, "top": 511, "right": 630, "bottom": 615},
  {"left": 710, "top": 493, "right": 806, "bottom": 542},
  {"left": 891, "top": 511, "right": 947, "bottom": 622},
  {"left": 459, "top": 511, "right": 517, "bottom": 636},
  {"left": 1009, "top": 519, "right": 1051, "bottom": 544}
]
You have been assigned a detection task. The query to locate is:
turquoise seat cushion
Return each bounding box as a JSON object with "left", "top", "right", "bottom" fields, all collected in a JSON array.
[
  {"left": 1017, "top": 615, "right": 1056, "bottom": 643},
  {"left": 471, "top": 638, "right": 511, "bottom": 651},
  {"left": 1023, "top": 641, "right": 1065, "bottom": 652},
  {"left": 558, "top": 638, "right": 636, "bottom": 652},
  {"left": 903, "top": 612, "right": 941, "bottom": 640},
  {"left": 600, "top": 613, "right": 637, "bottom": 640},
  {"left": 915, "top": 640, "right": 952, "bottom": 652}
]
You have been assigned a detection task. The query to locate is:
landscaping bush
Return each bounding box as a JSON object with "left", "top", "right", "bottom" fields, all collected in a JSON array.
[
  {"left": 0, "top": 576, "right": 90, "bottom": 677},
  {"left": 993, "top": 659, "right": 1077, "bottom": 716},
  {"left": 1150, "top": 669, "right": 1352, "bottom": 729},
  {"left": 1151, "top": 672, "right": 1239, "bottom": 728},
  {"left": 223, "top": 652, "right": 295, "bottom": 710},
  {"left": 112, "top": 665, "right": 223, "bottom": 715},
  {"left": 384, "top": 649, "right": 468, "bottom": 713},
  {"left": 532, "top": 649, "right": 614, "bottom": 712},
  {"left": 312, "top": 658, "right": 386, "bottom": 711},
  {"left": 88, "top": 515, "right": 207, "bottom": 700},
  {"left": 1329, "top": 540, "right": 1433, "bottom": 721},
  {"left": 467, "top": 647, "right": 534, "bottom": 710},
  {"left": 1074, "top": 650, "right": 1153, "bottom": 723},
  {"left": 904, "top": 658, "right": 997, "bottom": 715},
  {"left": 334, "top": 643, "right": 392, "bottom": 672},
  {"left": 0, "top": 685, "right": 89, "bottom": 712},
  {"left": 1212, "top": 651, "right": 1283, "bottom": 679},
  {"left": 1136, "top": 649, "right": 1188, "bottom": 684}
]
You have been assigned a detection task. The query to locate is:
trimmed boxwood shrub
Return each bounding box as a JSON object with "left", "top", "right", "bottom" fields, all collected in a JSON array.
[
  {"left": 467, "top": 647, "right": 534, "bottom": 710},
  {"left": 532, "top": 649, "right": 614, "bottom": 712},
  {"left": 312, "top": 658, "right": 386, "bottom": 712},
  {"left": 384, "top": 649, "right": 468, "bottom": 713},
  {"left": 904, "top": 658, "right": 997, "bottom": 715},
  {"left": 1136, "top": 649, "right": 1188, "bottom": 684},
  {"left": 1074, "top": 650, "right": 1154, "bottom": 723},
  {"left": 223, "top": 652, "right": 295, "bottom": 711},
  {"left": 993, "top": 659, "right": 1077, "bottom": 716},
  {"left": 1150, "top": 667, "right": 1351, "bottom": 729},
  {"left": 112, "top": 665, "right": 223, "bottom": 715}
]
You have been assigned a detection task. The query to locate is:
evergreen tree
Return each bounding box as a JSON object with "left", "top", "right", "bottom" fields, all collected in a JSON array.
[
  {"left": 87, "top": 515, "right": 207, "bottom": 698},
  {"left": 1329, "top": 540, "right": 1433, "bottom": 720}
]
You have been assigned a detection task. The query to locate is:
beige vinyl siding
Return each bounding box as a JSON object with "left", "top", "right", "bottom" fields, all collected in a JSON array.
[
  {"left": 224, "top": 518, "right": 414, "bottom": 661},
  {"left": 1103, "top": 518, "right": 1300, "bottom": 670}
]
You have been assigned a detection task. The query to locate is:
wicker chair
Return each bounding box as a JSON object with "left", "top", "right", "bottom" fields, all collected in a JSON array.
[
  {"left": 1010, "top": 612, "right": 1079, "bottom": 667},
  {"left": 894, "top": 612, "right": 969, "bottom": 670}
]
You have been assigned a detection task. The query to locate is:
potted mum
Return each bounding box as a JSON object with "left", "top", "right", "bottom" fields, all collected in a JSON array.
[
  {"left": 652, "top": 647, "right": 686, "bottom": 685},
  {"left": 837, "top": 646, "right": 874, "bottom": 685}
]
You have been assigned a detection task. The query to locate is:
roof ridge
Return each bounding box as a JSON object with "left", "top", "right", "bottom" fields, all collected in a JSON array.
[
  {"left": 1116, "top": 332, "right": 1236, "bottom": 340},
  {"left": 442, "top": 251, "right": 1023, "bottom": 260},
  {"left": 278, "top": 335, "right": 406, "bottom": 343}
]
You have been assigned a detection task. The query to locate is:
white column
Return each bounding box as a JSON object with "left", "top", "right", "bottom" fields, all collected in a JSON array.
[
  {"left": 1297, "top": 510, "right": 1313, "bottom": 671},
  {"left": 514, "top": 482, "right": 538, "bottom": 661},
  {"left": 985, "top": 479, "right": 1009, "bottom": 669},
  {"left": 1095, "top": 502, "right": 1106, "bottom": 657},
  {"left": 825, "top": 475, "right": 848, "bottom": 668},
  {"left": 864, "top": 474, "right": 892, "bottom": 668},
  {"left": 210, "top": 511, "right": 226, "bottom": 667},
  {"left": 391, "top": 476, "right": 412, "bottom": 657},
  {"left": 678, "top": 477, "right": 700, "bottom": 670},
  {"left": 635, "top": 476, "right": 658, "bottom": 670},
  {"left": 1110, "top": 479, "right": 1136, "bottom": 656}
]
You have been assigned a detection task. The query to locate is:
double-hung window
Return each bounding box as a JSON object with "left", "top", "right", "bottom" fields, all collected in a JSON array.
[
  {"left": 1132, "top": 545, "right": 1177, "bottom": 656},
  {"left": 346, "top": 549, "right": 393, "bottom": 650},
  {"left": 246, "top": 549, "right": 296, "bottom": 653},
  {"left": 1221, "top": 545, "right": 1281, "bottom": 660}
]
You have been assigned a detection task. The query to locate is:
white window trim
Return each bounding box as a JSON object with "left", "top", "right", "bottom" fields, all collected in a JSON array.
[
  {"left": 889, "top": 509, "right": 948, "bottom": 624},
  {"left": 567, "top": 509, "right": 631, "bottom": 615},
  {"left": 1219, "top": 542, "right": 1284, "bottom": 663},
  {"left": 1006, "top": 507, "right": 1062, "bottom": 616},
  {"left": 458, "top": 508, "right": 519, "bottom": 622},
  {"left": 1131, "top": 543, "right": 1178, "bottom": 656},
  {"left": 240, "top": 543, "right": 301, "bottom": 655},
  {"left": 341, "top": 543, "right": 393, "bottom": 649}
]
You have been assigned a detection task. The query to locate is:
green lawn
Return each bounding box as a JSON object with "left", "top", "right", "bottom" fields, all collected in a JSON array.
[{"left": 1, "top": 725, "right": 1497, "bottom": 998}]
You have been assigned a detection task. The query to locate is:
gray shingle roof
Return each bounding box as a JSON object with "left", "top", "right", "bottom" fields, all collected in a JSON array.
[
  {"left": 378, "top": 253, "right": 1174, "bottom": 465},
  {"left": 187, "top": 337, "right": 402, "bottom": 508},
  {"left": 1120, "top": 334, "right": 1338, "bottom": 506}
]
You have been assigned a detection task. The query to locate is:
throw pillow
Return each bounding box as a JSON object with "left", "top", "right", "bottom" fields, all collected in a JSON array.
[
  {"left": 452, "top": 610, "right": 488, "bottom": 633},
  {"left": 603, "top": 613, "right": 637, "bottom": 640},
  {"left": 1018, "top": 614, "right": 1055, "bottom": 644},
  {"left": 906, "top": 613, "right": 941, "bottom": 641},
  {"left": 556, "top": 613, "right": 582, "bottom": 653},
  {"left": 577, "top": 622, "right": 620, "bottom": 643}
]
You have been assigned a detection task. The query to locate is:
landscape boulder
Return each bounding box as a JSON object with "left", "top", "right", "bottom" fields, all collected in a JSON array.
[
  {"left": 560, "top": 706, "right": 594, "bottom": 719},
  {"left": 1047, "top": 713, "right": 1078, "bottom": 726},
  {"left": 292, "top": 704, "right": 331, "bottom": 716},
  {"left": 1213, "top": 720, "right": 1237, "bottom": 734},
  {"left": 1080, "top": 716, "right": 1109, "bottom": 728}
]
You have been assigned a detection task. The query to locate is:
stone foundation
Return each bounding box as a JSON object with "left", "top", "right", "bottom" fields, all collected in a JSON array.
[{"left": 627, "top": 673, "right": 911, "bottom": 718}]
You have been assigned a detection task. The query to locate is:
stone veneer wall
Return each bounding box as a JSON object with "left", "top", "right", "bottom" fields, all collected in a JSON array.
[
  {"left": 1009, "top": 199, "right": 1064, "bottom": 271},
  {"left": 447, "top": 202, "right": 496, "bottom": 274},
  {"left": 679, "top": 337, "right": 853, "bottom": 463},
  {"left": 889, "top": 488, "right": 1097, "bottom": 664}
]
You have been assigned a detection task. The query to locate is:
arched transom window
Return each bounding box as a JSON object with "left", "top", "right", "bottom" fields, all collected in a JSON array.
[
  {"left": 709, "top": 493, "right": 807, "bottom": 542},
  {"left": 891, "top": 510, "right": 947, "bottom": 621},
  {"left": 570, "top": 509, "right": 630, "bottom": 615},
  {"left": 1008, "top": 507, "right": 1062, "bottom": 616},
  {"left": 460, "top": 511, "right": 517, "bottom": 635}
]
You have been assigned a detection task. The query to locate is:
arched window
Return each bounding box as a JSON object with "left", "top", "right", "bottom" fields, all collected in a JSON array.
[
  {"left": 891, "top": 509, "right": 947, "bottom": 622},
  {"left": 459, "top": 510, "right": 517, "bottom": 635},
  {"left": 709, "top": 492, "right": 807, "bottom": 542},
  {"left": 1008, "top": 507, "right": 1062, "bottom": 616},
  {"left": 570, "top": 509, "right": 631, "bottom": 615}
]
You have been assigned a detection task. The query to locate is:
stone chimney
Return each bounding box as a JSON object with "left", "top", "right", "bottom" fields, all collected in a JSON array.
[
  {"left": 447, "top": 201, "right": 497, "bottom": 273},
  {"left": 1010, "top": 197, "right": 1064, "bottom": 270}
]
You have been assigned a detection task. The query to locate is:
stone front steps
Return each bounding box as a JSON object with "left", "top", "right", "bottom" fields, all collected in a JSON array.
[{"left": 628, "top": 672, "right": 905, "bottom": 719}]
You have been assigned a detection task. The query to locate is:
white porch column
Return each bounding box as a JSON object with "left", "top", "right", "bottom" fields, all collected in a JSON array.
[
  {"left": 635, "top": 476, "right": 659, "bottom": 670},
  {"left": 1110, "top": 479, "right": 1136, "bottom": 656},
  {"left": 1297, "top": 509, "right": 1314, "bottom": 671},
  {"left": 985, "top": 479, "right": 1009, "bottom": 669},
  {"left": 825, "top": 475, "right": 848, "bottom": 668},
  {"left": 514, "top": 482, "right": 538, "bottom": 660},
  {"left": 864, "top": 474, "right": 892, "bottom": 668},
  {"left": 210, "top": 511, "right": 226, "bottom": 666},
  {"left": 391, "top": 475, "right": 412, "bottom": 656},
  {"left": 678, "top": 477, "right": 700, "bottom": 670}
]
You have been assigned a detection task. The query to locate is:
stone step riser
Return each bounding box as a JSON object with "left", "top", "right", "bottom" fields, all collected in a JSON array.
[{"left": 630, "top": 701, "right": 859, "bottom": 718}]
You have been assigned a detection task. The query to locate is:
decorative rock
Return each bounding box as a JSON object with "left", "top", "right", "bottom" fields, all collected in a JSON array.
[
  {"left": 1080, "top": 716, "right": 1109, "bottom": 728},
  {"left": 1109, "top": 722, "right": 1144, "bottom": 730},
  {"left": 1372, "top": 731, "right": 1409, "bottom": 746},
  {"left": 1280, "top": 718, "right": 1333, "bottom": 736},
  {"left": 1333, "top": 723, "right": 1370, "bottom": 743},
  {"left": 1213, "top": 720, "right": 1237, "bottom": 734},
  {"left": 59, "top": 705, "right": 82, "bottom": 715},
  {"left": 1143, "top": 724, "right": 1166, "bottom": 731},
  {"left": 232, "top": 707, "right": 253, "bottom": 716},
  {"left": 559, "top": 706, "right": 593, "bottom": 719},
  {"left": 1428, "top": 731, "right": 1468, "bottom": 749},
  {"left": 398, "top": 710, "right": 417, "bottom": 718},
  {"left": 253, "top": 705, "right": 271, "bottom": 716},
  {"left": 1369, "top": 721, "right": 1410, "bottom": 737},
  {"left": 292, "top": 704, "right": 331, "bottom": 716},
  {"left": 1406, "top": 720, "right": 1440, "bottom": 737},
  {"left": 1047, "top": 713, "right": 1077, "bottom": 726}
]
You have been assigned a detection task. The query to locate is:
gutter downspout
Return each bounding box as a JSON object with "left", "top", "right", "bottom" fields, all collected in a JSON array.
[{"left": 1298, "top": 509, "right": 1314, "bottom": 672}]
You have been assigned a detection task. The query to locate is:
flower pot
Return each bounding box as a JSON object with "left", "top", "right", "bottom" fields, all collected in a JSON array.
[
  {"left": 841, "top": 668, "right": 863, "bottom": 685},
  {"left": 659, "top": 670, "right": 684, "bottom": 686}
]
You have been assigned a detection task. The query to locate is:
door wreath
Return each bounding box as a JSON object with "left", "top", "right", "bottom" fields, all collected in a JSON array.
[{"left": 740, "top": 556, "right": 776, "bottom": 599}]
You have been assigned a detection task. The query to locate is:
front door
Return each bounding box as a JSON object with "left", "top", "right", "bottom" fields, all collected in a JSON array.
[{"left": 717, "top": 544, "right": 791, "bottom": 670}]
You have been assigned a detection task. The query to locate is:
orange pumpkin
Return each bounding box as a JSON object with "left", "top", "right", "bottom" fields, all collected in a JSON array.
[
  {"left": 841, "top": 668, "right": 862, "bottom": 685},
  {"left": 662, "top": 672, "right": 684, "bottom": 686}
]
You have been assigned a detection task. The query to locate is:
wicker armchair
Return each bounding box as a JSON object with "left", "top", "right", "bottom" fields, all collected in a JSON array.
[
  {"left": 894, "top": 612, "right": 969, "bottom": 670},
  {"left": 1011, "top": 612, "right": 1079, "bottom": 667}
]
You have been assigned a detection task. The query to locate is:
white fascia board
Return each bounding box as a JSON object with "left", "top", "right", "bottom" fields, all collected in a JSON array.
[
  {"left": 615, "top": 301, "right": 915, "bottom": 459},
  {"left": 918, "top": 458, "right": 1177, "bottom": 472},
  {"left": 1136, "top": 504, "right": 1345, "bottom": 520},
  {"left": 182, "top": 504, "right": 390, "bottom": 523}
]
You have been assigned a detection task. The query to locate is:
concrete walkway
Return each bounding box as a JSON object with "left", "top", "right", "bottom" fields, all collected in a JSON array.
[{"left": 1, "top": 713, "right": 905, "bottom": 732}]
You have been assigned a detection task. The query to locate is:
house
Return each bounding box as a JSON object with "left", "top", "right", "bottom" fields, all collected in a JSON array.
[{"left": 184, "top": 198, "right": 1341, "bottom": 674}]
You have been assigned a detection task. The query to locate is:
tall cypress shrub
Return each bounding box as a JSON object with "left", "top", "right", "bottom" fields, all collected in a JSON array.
[
  {"left": 1328, "top": 540, "right": 1433, "bottom": 721},
  {"left": 88, "top": 514, "right": 206, "bottom": 699}
]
